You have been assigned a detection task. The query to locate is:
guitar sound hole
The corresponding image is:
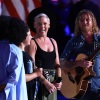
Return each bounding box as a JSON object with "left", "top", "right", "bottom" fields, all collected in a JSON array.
[
  {"left": 75, "top": 67, "right": 85, "bottom": 84},
  {"left": 75, "top": 66, "right": 83, "bottom": 75}
]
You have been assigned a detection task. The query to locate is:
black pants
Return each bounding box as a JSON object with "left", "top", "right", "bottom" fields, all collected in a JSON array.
[{"left": 78, "top": 84, "right": 100, "bottom": 100}]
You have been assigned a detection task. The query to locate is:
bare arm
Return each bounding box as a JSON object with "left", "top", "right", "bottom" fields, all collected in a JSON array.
[
  {"left": 26, "top": 68, "right": 42, "bottom": 82},
  {"left": 60, "top": 58, "right": 93, "bottom": 70},
  {"left": 51, "top": 38, "right": 61, "bottom": 77},
  {"left": 51, "top": 38, "right": 62, "bottom": 90}
]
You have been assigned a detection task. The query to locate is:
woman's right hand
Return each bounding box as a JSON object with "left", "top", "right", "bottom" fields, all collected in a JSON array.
[{"left": 43, "top": 79, "right": 57, "bottom": 94}]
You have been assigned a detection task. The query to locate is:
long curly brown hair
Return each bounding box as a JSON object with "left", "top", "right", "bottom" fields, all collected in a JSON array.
[{"left": 74, "top": 9, "right": 99, "bottom": 36}]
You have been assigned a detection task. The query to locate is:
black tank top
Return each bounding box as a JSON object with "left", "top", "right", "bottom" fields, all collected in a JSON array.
[{"left": 32, "top": 38, "right": 56, "bottom": 69}]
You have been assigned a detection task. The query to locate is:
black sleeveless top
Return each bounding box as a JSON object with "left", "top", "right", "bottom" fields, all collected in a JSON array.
[{"left": 32, "top": 38, "right": 56, "bottom": 69}]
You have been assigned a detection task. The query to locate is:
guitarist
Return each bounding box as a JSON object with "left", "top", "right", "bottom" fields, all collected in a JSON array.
[{"left": 60, "top": 9, "right": 100, "bottom": 100}]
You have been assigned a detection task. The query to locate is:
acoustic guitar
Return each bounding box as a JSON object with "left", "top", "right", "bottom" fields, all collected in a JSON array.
[{"left": 60, "top": 47, "right": 100, "bottom": 99}]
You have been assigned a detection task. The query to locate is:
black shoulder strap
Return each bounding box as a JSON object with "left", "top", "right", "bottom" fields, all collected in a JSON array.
[
  {"left": 50, "top": 38, "right": 55, "bottom": 50},
  {"left": 32, "top": 38, "right": 38, "bottom": 46}
]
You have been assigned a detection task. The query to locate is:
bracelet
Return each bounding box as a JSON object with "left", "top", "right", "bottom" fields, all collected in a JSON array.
[{"left": 55, "top": 64, "right": 61, "bottom": 69}]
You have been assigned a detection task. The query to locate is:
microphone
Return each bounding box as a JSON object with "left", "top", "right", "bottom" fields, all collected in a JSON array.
[{"left": 54, "top": 77, "right": 62, "bottom": 83}]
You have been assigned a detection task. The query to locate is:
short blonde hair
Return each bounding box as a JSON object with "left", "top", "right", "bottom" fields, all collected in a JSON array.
[{"left": 34, "top": 13, "right": 50, "bottom": 22}]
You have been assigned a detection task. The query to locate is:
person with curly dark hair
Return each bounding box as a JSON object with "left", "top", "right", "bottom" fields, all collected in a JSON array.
[
  {"left": 0, "top": 16, "right": 28, "bottom": 100},
  {"left": 8, "top": 17, "right": 43, "bottom": 100}
]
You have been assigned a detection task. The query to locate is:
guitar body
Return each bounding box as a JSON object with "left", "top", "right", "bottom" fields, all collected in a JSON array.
[{"left": 60, "top": 54, "right": 95, "bottom": 99}]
